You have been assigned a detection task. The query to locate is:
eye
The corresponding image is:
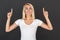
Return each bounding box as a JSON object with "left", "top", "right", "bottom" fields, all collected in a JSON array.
[{"left": 29, "top": 7, "right": 32, "bottom": 10}]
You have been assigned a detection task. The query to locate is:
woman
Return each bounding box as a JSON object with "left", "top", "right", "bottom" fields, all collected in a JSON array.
[{"left": 5, "top": 3, "right": 53, "bottom": 40}]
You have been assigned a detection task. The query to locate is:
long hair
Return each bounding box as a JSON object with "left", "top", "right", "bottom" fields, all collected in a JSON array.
[{"left": 22, "top": 3, "right": 35, "bottom": 19}]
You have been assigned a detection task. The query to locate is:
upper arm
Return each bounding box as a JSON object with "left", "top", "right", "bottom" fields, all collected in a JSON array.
[
  {"left": 9, "top": 22, "right": 18, "bottom": 32},
  {"left": 39, "top": 22, "right": 49, "bottom": 30},
  {"left": 6, "top": 19, "right": 20, "bottom": 32},
  {"left": 37, "top": 19, "right": 51, "bottom": 30},
  {"left": 39, "top": 22, "right": 53, "bottom": 30}
]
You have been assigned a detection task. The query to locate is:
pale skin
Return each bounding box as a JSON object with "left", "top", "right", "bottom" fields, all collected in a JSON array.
[{"left": 5, "top": 5, "right": 53, "bottom": 32}]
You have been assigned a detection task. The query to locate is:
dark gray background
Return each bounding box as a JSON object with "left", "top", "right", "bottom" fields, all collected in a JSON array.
[{"left": 0, "top": 0, "right": 60, "bottom": 40}]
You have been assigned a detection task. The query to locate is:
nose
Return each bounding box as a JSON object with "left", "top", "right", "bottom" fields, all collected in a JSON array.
[{"left": 26, "top": 9, "right": 30, "bottom": 12}]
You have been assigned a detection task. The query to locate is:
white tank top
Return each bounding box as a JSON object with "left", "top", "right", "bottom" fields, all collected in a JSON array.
[{"left": 15, "top": 19, "right": 43, "bottom": 40}]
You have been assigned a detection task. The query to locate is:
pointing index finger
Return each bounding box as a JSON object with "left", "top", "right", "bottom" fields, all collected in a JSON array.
[
  {"left": 11, "top": 8, "right": 13, "bottom": 13},
  {"left": 43, "top": 8, "right": 45, "bottom": 12}
]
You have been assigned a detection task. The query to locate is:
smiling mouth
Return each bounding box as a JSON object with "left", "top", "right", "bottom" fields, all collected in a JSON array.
[{"left": 26, "top": 12, "right": 32, "bottom": 14}]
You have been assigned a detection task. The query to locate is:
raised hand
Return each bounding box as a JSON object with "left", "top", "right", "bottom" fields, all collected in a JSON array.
[
  {"left": 43, "top": 8, "right": 48, "bottom": 18},
  {"left": 7, "top": 8, "right": 13, "bottom": 19}
]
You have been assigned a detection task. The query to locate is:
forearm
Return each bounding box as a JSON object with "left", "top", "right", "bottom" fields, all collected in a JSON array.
[
  {"left": 45, "top": 17, "right": 53, "bottom": 30},
  {"left": 6, "top": 18, "right": 11, "bottom": 31}
]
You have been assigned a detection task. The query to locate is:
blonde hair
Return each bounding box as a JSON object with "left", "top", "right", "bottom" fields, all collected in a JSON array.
[{"left": 22, "top": 3, "right": 35, "bottom": 19}]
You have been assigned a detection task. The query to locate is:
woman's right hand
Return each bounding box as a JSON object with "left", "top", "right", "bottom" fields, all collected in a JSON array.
[{"left": 7, "top": 8, "right": 13, "bottom": 19}]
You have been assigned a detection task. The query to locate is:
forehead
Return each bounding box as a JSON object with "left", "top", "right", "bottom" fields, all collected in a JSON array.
[{"left": 24, "top": 4, "right": 31, "bottom": 8}]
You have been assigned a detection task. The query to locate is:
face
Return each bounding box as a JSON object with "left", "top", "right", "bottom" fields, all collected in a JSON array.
[{"left": 24, "top": 5, "right": 33, "bottom": 16}]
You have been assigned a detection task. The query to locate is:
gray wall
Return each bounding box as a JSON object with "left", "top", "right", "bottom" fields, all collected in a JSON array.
[{"left": 0, "top": 0, "right": 60, "bottom": 40}]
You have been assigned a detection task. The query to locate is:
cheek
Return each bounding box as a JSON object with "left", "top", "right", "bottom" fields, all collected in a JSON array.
[
  {"left": 25, "top": 9, "right": 28, "bottom": 13},
  {"left": 30, "top": 10, "right": 32, "bottom": 12},
  {"left": 28, "top": 9, "right": 32, "bottom": 13},
  {"left": 24, "top": 10, "right": 27, "bottom": 13}
]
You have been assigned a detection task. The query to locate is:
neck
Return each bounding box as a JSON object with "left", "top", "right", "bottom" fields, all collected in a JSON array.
[{"left": 26, "top": 15, "right": 32, "bottom": 20}]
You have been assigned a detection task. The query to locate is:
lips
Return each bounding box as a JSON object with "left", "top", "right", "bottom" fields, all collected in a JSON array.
[{"left": 26, "top": 12, "right": 31, "bottom": 14}]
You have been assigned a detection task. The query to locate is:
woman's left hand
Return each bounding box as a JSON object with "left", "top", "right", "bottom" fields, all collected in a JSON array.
[{"left": 43, "top": 8, "right": 48, "bottom": 18}]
